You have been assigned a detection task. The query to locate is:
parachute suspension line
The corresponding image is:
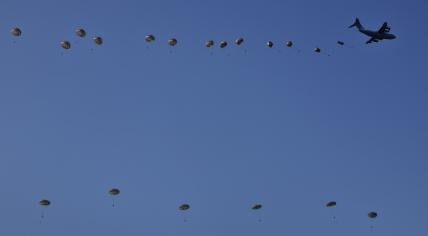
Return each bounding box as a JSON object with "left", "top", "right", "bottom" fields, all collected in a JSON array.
[
  {"left": 182, "top": 211, "right": 187, "bottom": 222},
  {"left": 111, "top": 196, "right": 115, "bottom": 208},
  {"left": 39, "top": 209, "right": 45, "bottom": 224}
]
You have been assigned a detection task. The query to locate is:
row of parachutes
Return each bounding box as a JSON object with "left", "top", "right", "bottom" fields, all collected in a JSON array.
[
  {"left": 38, "top": 188, "right": 379, "bottom": 225},
  {"left": 8, "top": 27, "right": 348, "bottom": 54}
]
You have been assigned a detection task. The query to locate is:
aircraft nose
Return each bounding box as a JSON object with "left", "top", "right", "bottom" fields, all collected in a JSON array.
[{"left": 391, "top": 34, "right": 397, "bottom": 39}]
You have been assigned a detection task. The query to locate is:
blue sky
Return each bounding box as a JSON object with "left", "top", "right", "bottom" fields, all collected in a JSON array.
[{"left": 0, "top": 0, "right": 427, "bottom": 235}]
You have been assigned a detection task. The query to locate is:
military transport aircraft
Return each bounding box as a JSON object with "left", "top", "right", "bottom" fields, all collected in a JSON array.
[{"left": 349, "top": 18, "right": 396, "bottom": 44}]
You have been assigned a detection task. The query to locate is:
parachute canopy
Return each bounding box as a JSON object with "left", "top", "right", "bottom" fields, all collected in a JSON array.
[
  {"left": 235, "top": 37, "right": 244, "bottom": 46},
  {"left": 314, "top": 47, "right": 321, "bottom": 53},
  {"left": 93, "top": 36, "right": 103, "bottom": 45},
  {"left": 286, "top": 41, "right": 293, "bottom": 47},
  {"left": 179, "top": 204, "right": 190, "bottom": 211},
  {"left": 326, "top": 201, "right": 337, "bottom": 207},
  {"left": 145, "top": 34, "right": 155, "bottom": 42},
  {"left": 61, "top": 41, "right": 71, "bottom": 49},
  {"left": 266, "top": 41, "right": 273, "bottom": 48},
  {"left": 205, "top": 40, "right": 214, "bottom": 48},
  {"left": 11, "top": 27, "right": 22, "bottom": 37},
  {"left": 337, "top": 41, "right": 344, "bottom": 46},
  {"left": 368, "top": 211, "right": 378, "bottom": 219},
  {"left": 252, "top": 204, "right": 262, "bottom": 210},
  {"left": 108, "top": 188, "right": 120, "bottom": 196},
  {"left": 39, "top": 199, "right": 51, "bottom": 206},
  {"left": 219, "top": 40, "right": 227, "bottom": 48},
  {"left": 168, "top": 38, "right": 178, "bottom": 46},
  {"left": 75, "top": 28, "right": 86, "bottom": 38}
]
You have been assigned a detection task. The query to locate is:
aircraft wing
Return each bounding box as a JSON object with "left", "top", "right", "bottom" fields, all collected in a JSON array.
[
  {"left": 378, "top": 22, "right": 391, "bottom": 33},
  {"left": 366, "top": 37, "right": 379, "bottom": 44}
]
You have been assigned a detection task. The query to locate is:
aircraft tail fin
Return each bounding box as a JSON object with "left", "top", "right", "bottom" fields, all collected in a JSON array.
[{"left": 349, "top": 18, "right": 364, "bottom": 31}]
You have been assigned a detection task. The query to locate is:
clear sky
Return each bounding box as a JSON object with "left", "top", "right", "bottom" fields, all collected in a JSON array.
[{"left": 0, "top": 0, "right": 427, "bottom": 235}]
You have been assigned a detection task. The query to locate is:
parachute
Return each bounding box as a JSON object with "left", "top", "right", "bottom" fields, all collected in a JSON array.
[
  {"left": 235, "top": 37, "right": 244, "bottom": 46},
  {"left": 368, "top": 211, "right": 378, "bottom": 219},
  {"left": 179, "top": 203, "right": 190, "bottom": 222},
  {"left": 286, "top": 41, "right": 293, "bottom": 47},
  {"left": 93, "top": 36, "right": 103, "bottom": 45},
  {"left": 168, "top": 38, "right": 178, "bottom": 46},
  {"left": 39, "top": 199, "right": 51, "bottom": 206},
  {"left": 75, "top": 28, "right": 86, "bottom": 38},
  {"left": 219, "top": 40, "right": 228, "bottom": 48},
  {"left": 11, "top": 27, "right": 22, "bottom": 37},
  {"left": 326, "top": 201, "right": 337, "bottom": 221},
  {"left": 314, "top": 47, "right": 321, "bottom": 53},
  {"left": 39, "top": 199, "right": 51, "bottom": 223},
  {"left": 252, "top": 204, "right": 262, "bottom": 210},
  {"left": 205, "top": 40, "right": 214, "bottom": 48},
  {"left": 368, "top": 211, "right": 378, "bottom": 231},
  {"left": 108, "top": 188, "right": 120, "bottom": 207},
  {"left": 61, "top": 41, "right": 71, "bottom": 49},
  {"left": 266, "top": 41, "right": 274, "bottom": 48},
  {"left": 109, "top": 188, "right": 120, "bottom": 196},
  {"left": 179, "top": 204, "right": 190, "bottom": 211},
  {"left": 251, "top": 203, "right": 263, "bottom": 222},
  {"left": 145, "top": 34, "right": 155, "bottom": 42},
  {"left": 337, "top": 41, "right": 344, "bottom": 46}
]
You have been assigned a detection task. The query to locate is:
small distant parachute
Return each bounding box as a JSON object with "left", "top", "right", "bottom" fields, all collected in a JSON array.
[
  {"left": 368, "top": 211, "right": 378, "bottom": 231},
  {"left": 252, "top": 203, "right": 262, "bottom": 210},
  {"left": 39, "top": 199, "right": 51, "bottom": 222},
  {"left": 337, "top": 41, "right": 345, "bottom": 46},
  {"left": 179, "top": 203, "right": 190, "bottom": 222},
  {"left": 108, "top": 188, "right": 120, "bottom": 207},
  {"left": 326, "top": 201, "right": 337, "bottom": 221},
  {"left": 93, "top": 36, "right": 103, "bottom": 45},
  {"left": 314, "top": 47, "right": 321, "bottom": 53},
  {"left": 179, "top": 203, "right": 190, "bottom": 211},
  {"left": 61, "top": 40, "right": 71, "bottom": 49},
  {"left": 251, "top": 203, "right": 263, "bottom": 222},
  {"left": 205, "top": 40, "right": 214, "bottom": 48},
  {"left": 219, "top": 40, "right": 228, "bottom": 48},
  {"left": 235, "top": 37, "right": 244, "bottom": 46},
  {"left": 109, "top": 188, "right": 120, "bottom": 196},
  {"left": 266, "top": 41, "right": 274, "bottom": 48},
  {"left": 368, "top": 211, "right": 378, "bottom": 219},
  {"left": 145, "top": 34, "right": 155, "bottom": 42},
  {"left": 39, "top": 199, "right": 51, "bottom": 206},
  {"left": 75, "top": 28, "right": 86, "bottom": 38},
  {"left": 286, "top": 41, "right": 293, "bottom": 47},
  {"left": 11, "top": 27, "right": 22, "bottom": 37},
  {"left": 168, "top": 38, "right": 178, "bottom": 46}
]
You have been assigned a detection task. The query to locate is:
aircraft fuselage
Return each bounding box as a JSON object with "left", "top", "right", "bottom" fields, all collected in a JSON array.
[{"left": 359, "top": 29, "right": 396, "bottom": 40}]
